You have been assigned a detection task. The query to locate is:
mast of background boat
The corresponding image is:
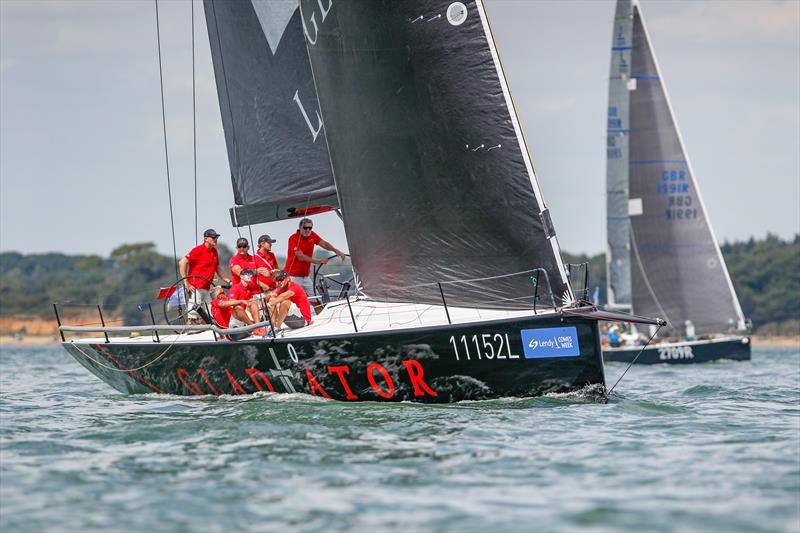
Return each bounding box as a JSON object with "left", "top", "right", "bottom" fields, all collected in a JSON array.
[
  {"left": 631, "top": 0, "right": 746, "bottom": 332},
  {"left": 605, "top": 0, "right": 634, "bottom": 314}
]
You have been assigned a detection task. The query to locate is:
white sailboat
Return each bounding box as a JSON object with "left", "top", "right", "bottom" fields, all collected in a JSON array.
[{"left": 603, "top": 0, "right": 750, "bottom": 364}]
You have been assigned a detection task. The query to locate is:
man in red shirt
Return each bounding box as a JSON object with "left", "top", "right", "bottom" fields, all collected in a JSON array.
[
  {"left": 254, "top": 234, "right": 281, "bottom": 291},
  {"left": 210, "top": 286, "right": 250, "bottom": 329},
  {"left": 284, "top": 218, "right": 346, "bottom": 308},
  {"left": 227, "top": 269, "right": 260, "bottom": 328},
  {"left": 229, "top": 237, "right": 271, "bottom": 297},
  {"left": 268, "top": 271, "right": 312, "bottom": 329},
  {"left": 178, "top": 228, "right": 230, "bottom": 321}
]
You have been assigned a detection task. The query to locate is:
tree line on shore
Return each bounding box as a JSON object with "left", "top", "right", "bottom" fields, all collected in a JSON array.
[{"left": 1, "top": 234, "right": 798, "bottom": 335}]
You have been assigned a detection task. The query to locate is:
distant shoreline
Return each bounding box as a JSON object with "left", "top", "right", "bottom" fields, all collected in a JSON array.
[{"left": 2, "top": 335, "right": 798, "bottom": 349}]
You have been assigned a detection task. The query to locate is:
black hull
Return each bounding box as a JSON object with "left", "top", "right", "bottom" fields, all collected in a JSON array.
[
  {"left": 63, "top": 314, "right": 606, "bottom": 403},
  {"left": 603, "top": 336, "right": 751, "bottom": 364}
]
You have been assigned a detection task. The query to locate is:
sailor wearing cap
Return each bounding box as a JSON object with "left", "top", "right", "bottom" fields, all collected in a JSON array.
[
  {"left": 284, "top": 218, "right": 346, "bottom": 307},
  {"left": 230, "top": 237, "right": 271, "bottom": 296},
  {"left": 254, "top": 234, "right": 281, "bottom": 291},
  {"left": 179, "top": 229, "right": 231, "bottom": 321}
]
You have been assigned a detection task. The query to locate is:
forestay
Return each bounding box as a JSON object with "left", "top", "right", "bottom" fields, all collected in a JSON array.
[
  {"left": 605, "top": 0, "right": 746, "bottom": 336},
  {"left": 204, "top": 0, "right": 338, "bottom": 225},
  {"left": 300, "top": 0, "right": 572, "bottom": 310}
]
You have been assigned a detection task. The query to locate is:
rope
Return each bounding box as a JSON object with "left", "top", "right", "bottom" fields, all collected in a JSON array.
[
  {"left": 191, "top": 0, "right": 198, "bottom": 246},
  {"left": 154, "top": 0, "right": 180, "bottom": 283},
  {"left": 607, "top": 324, "right": 663, "bottom": 396},
  {"left": 70, "top": 339, "right": 178, "bottom": 373}
]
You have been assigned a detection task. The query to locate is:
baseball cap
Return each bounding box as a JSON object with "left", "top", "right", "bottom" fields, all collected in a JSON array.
[
  {"left": 258, "top": 234, "right": 277, "bottom": 244},
  {"left": 236, "top": 237, "right": 249, "bottom": 248},
  {"left": 203, "top": 228, "right": 221, "bottom": 238},
  {"left": 274, "top": 271, "right": 289, "bottom": 282}
]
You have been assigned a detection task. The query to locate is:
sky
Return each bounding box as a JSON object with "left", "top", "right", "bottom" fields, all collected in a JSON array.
[{"left": 1, "top": 0, "right": 798, "bottom": 259}]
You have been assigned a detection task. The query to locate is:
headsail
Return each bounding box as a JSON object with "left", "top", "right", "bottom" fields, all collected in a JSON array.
[
  {"left": 606, "top": 0, "right": 746, "bottom": 335},
  {"left": 204, "top": 0, "right": 338, "bottom": 226},
  {"left": 300, "top": 0, "right": 572, "bottom": 309}
]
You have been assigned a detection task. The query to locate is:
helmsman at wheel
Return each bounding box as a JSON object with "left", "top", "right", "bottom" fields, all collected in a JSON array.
[
  {"left": 284, "top": 218, "right": 346, "bottom": 304},
  {"left": 178, "top": 228, "right": 231, "bottom": 320}
]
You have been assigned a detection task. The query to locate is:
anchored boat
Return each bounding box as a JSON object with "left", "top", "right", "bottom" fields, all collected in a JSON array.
[
  {"left": 59, "top": 0, "right": 660, "bottom": 400},
  {"left": 603, "top": 0, "right": 750, "bottom": 364}
]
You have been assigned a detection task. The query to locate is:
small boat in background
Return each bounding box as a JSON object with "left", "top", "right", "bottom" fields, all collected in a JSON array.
[{"left": 603, "top": 0, "right": 750, "bottom": 364}]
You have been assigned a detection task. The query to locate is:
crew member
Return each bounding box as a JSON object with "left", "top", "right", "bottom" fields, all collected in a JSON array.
[
  {"left": 254, "top": 234, "right": 281, "bottom": 292},
  {"left": 179, "top": 228, "right": 230, "bottom": 321},
  {"left": 284, "top": 218, "right": 346, "bottom": 305},
  {"left": 229, "top": 237, "right": 270, "bottom": 296},
  {"left": 210, "top": 286, "right": 249, "bottom": 329},
  {"left": 268, "top": 271, "right": 312, "bottom": 329},
  {"left": 228, "top": 269, "right": 259, "bottom": 328}
]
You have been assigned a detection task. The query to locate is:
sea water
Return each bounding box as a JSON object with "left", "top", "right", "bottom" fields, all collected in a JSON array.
[{"left": 1, "top": 345, "right": 798, "bottom": 532}]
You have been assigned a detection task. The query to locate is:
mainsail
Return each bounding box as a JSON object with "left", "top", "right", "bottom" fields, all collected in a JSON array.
[
  {"left": 204, "top": 0, "right": 338, "bottom": 225},
  {"left": 606, "top": 0, "right": 746, "bottom": 336},
  {"left": 299, "top": 0, "right": 572, "bottom": 309}
]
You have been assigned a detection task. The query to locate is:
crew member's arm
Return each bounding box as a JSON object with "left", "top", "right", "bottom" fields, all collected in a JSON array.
[
  {"left": 293, "top": 249, "right": 325, "bottom": 265},
  {"left": 216, "top": 299, "right": 248, "bottom": 309},
  {"left": 179, "top": 256, "right": 193, "bottom": 291},
  {"left": 269, "top": 290, "right": 294, "bottom": 305},
  {"left": 318, "top": 238, "right": 346, "bottom": 261},
  {"left": 215, "top": 264, "right": 231, "bottom": 284}
]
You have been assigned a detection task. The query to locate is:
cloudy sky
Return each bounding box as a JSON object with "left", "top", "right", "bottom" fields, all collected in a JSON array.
[{"left": 1, "top": 0, "right": 798, "bottom": 258}]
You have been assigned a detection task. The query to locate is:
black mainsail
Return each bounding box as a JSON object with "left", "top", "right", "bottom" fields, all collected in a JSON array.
[
  {"left": 606, "top": 0, "right": 746, "bottom": 336},
  {"left": 300, "top": 0, "right": 572, "bottom": 309},
  {"left": 204, "top": 0, "right": 338, "bottom": 225}
]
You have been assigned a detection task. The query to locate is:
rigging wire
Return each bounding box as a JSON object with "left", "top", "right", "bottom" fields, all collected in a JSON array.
[
  {"left": 606, "top": 324, "right": 663, "bottom": 397},
  {"left": 154, "top": 0, "right": 180, "bottom": 283},
  {"left": 192, "top": 0, "right": 198, "bottom": 245}
]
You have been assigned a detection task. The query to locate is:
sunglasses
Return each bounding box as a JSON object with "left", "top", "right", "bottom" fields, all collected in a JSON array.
[
  {"left": 238, "top": 245, "right": 249, "bottom": 249},
  {"left": 302, "top": 226, "right": 313, "bottom": 230}
]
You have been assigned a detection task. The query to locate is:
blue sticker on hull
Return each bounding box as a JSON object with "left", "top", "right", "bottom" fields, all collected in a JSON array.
[{"left": 520, "top": 327, "right": 581, "bottom": 358}]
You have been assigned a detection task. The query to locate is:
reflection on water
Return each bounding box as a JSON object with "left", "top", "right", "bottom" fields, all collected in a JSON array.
[{"left": 1, "top": 345, "right": 798, "bottom": 531}]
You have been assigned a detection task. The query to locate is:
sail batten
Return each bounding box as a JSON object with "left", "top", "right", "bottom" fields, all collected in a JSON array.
[{"left": 606, "top": 0, "right": 746, "bottom": 335}]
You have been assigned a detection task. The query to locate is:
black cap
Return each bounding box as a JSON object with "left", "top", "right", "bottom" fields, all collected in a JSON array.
[
  {"left": 274, "top": 271, "right": 289, "bottom": 282},
  {"left": 236, "top": 237, "right": 249, "bottom": 248},
  {"left": 240, "top": 269, "right": 255, "bottom": 278},
  {"left": 203, "top": 228, "right": 220, "bottom": 238},
  {"left": 258, "top": 234, "right": 277, "bottom": 244}
]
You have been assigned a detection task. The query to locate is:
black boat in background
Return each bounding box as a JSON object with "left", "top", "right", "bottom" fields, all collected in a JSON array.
[
  {"left": 59, "top": 0, "right": 662, "bottom": 400},
  {"left": 603, "top": 0, "right": 750, "bottom": 363}
]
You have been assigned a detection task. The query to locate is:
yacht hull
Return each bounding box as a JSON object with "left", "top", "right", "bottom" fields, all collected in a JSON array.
[
  {"left": 63, "top": 314, "right": 606, "bottom": 402},
  {"left": 603, "top": 336, "right": 751, "bottom": 364}
]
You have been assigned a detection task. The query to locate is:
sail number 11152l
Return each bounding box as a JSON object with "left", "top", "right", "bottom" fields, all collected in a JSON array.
[{"left": 448, "top": 333, "right": 519, "bottom": 361}]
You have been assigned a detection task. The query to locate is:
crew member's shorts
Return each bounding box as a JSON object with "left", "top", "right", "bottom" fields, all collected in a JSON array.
[{"left": 188, "top": 288, "right": 211, "bottom": 320}]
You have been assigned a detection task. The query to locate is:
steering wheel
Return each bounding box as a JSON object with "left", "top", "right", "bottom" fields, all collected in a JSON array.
[
  {"left": 312, "top": 254, "right": 356, "bottom": 304},
  {"left": 162, "top": 275, "right": 216, "bottom": 326}
]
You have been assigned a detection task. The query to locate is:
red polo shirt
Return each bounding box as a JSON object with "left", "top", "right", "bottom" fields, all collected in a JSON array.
[
  {"left": 276, "top": 282, "right": 312, "bottom": 324},
  {"left": 211, "top": 295, "right": 232, "bottom": 328},
  {"left": 184, "top": 244, "right": 219, "bottom": 290},
  {"left": 228, "top": 282, "right": 251, "bottom": 307},
  {"left": 229, "top": 253, "right": 260, "bottom": 295},
  {"left": 254, "top": 250, "right": 280, "bottom": 290},
  {"left": 285, "top": 230, "right": 321, "bottom": 277}
]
